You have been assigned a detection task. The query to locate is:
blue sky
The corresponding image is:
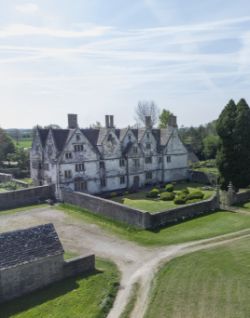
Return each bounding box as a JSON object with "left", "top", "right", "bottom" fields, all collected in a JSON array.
[{"left": 1, "top": 0, "right": 250, "bottom": 128}]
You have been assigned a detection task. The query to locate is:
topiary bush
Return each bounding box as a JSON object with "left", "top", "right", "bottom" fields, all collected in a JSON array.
[
  {"left": 187, "top": 191, "right": 204, "bottom": 200},
  {"left": 160, "top": 192, "right": 175, "bottom": 201},
  {"left": 165, "top": 184, "right": 174, "bottom": 192},
  {"left": 181, "top": 188, "right": 190, "bottom": 195},
  {"left": 146, "top": 188, "right": 160, "bottom": 198},
  {"left": 174, "top": 193, "right": 188, "bottom": 205}
]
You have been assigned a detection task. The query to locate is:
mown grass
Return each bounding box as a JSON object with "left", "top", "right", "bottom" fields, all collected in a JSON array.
[
  {"left": 235, "top": 201, "right": 250, "bottom": 212},
  {"left": 145, "top": 237, "right": 250, "bottom": 318},
  {"left": 58, "top": 204, "right": 250, "bottom": 246},
  {"left": 14, "top": 139, "right": 32, "bottom": 149},
  {"left": 112, "top": 182, "right": 214, "bottom": 213},
  {"left": 0, "top": 258, "right": 120, "bottom": 318},
  {"left": 0, "top": 204, "right": 48, "bottom": 216}
]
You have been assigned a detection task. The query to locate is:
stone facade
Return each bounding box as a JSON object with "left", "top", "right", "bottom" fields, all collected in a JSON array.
[
  {"left": 0, "top": 224, "right": 95, "bottom": 303},
  {"left": 30, "top": 114, "right": 188, "bottom": 198}
]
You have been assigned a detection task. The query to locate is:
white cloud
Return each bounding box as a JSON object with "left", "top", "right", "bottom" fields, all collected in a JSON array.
[
  {"left": 15, "top": 3, "right": 39, "bottom": 14},
  {"left": 0, "top": 24, "right": 113, "bottom": 38}
]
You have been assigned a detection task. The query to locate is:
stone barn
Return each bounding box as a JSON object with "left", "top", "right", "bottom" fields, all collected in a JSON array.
[{"left": 0, "top": 223, "right": 95, "bottom": 303}]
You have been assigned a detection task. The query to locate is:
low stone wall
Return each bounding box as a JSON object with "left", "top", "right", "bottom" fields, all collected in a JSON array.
[
  {"left": 0, "top": 185, "right": 55, "bottom": 211},
  {"left": 62, "top": 190, "right": 219, "bottom": 229},
  {"left": 0, "top": 173, "right": 12, "bottom": 183},
  {"left": 64, "top": 255, "right": 95, "bottom": 278},
  {"left": 234, "top": 191, "right": 250, "bottom": 204},
  {"left": 62, "top": 190, "right": 151, "bottom": 229},
  {"left": 149, "top": 194, "right": 219, "bottom": 228},
  {"left": 188, "top": 170, "right": 217, "bottom": 185}
]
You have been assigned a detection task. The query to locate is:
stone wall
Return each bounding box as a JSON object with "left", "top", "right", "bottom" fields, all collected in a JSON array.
[
  {"left": 62, "top": 190, "right": 219, "bottom": 229},
  {"left": 0, "top": 185, "right": 55, "bottom": 211},
  {"left": 0, "top": 254, "right": 95, "bottom": 303},
  {"left": 0, "top": 173, "right": 12, "bottom": 183},
  {"left": 188, "top": 170, "right": 217, "bottom": 185},
  {"left": 62, "top": 190, "right": 151, "bottom": 229},
  {"left": 149, "top": 194, "right": 219, "bottom": 228}
]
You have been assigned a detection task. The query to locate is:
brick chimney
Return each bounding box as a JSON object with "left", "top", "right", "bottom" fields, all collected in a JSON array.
[
  {"left": 68, "top": 114, "right": 78, "bottom": 129},
  {"left": 168, "top": 115, "right": 177, "bottom": 128},
  {"left": 145, "top": 116, "right": 152, "bottom": 129}
]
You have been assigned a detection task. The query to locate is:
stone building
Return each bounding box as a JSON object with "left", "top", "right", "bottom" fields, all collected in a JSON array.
[
  {"left": 30, "top": 114, "right": 188, "bottom": 198},
  {"left": 0, "top": 224, "right": 95, "bottom": 303}
]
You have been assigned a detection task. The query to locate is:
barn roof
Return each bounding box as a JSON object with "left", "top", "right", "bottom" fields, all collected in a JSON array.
[{"left": 0, "top": 224, "right": 64, "bottom": 270}]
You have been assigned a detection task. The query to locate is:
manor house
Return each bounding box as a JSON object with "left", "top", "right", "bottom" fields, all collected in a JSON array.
[{"left": 30, "top": 114, "right": 188, "bottom": 198}]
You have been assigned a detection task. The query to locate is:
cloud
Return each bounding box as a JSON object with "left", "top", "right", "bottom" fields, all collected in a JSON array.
[
  {"left": 15, "top": 3, "right": 39, "bottom": 14},
  {"left": 0, "top": 24, "right": 113, "bottom": 38}
]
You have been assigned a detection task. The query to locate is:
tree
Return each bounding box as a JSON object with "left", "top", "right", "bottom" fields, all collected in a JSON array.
[
  {"left": 203, "top": 135, "right": 219, "bottom": 159},
  {"left": 89, "top": 121, "right": 102, "bottom": 129},
  {"left": 0, "top": 128, "right": 15, "bottom": 164},
  {"left": 216, "top": 99, "right": 239, "bottom": 189},
  {"left": 135, "top": 101, "right": 160, "bottom": 127},
  {"left": 158, "top": 109, "right": 173, "bottom": 128}
]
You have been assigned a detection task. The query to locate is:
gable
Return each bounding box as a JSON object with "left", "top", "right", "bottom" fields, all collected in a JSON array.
[
  {"left": 165, "top": 130, "right": 187, "bottom": 154},
  {"left": 102, "top": 129, "right": 121, "bottom": 157}
]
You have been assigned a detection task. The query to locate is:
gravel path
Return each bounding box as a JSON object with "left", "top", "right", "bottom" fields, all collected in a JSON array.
[{"left": 0, "top": 206, "right": 249, "bottom": 318}]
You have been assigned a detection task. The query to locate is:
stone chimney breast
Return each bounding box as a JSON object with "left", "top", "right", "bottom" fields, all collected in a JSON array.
[{"left": 68, "top": 114, "right": 78, "bottom": 129}]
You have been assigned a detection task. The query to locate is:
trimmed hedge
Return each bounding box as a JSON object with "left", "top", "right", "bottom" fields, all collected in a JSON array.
[
  {"left": 146, "top": 188, "right": 160, "bottom": 198},
  {"left": 160, "top": 192, "right": 175, "bottom": 201},
  {"left": 187, "top": 191, "right": 204, "bottom": 200},
  {"left": 165, "top": 184, "right": 174, "bottom": 192}
]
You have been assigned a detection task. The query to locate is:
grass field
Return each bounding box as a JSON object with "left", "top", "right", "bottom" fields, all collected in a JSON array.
[
  {"left": 145, "top": 237, "right": 250, "bottom": 318},
  {"left": 59, "top": 204, "right": 250, "bottom": 246},
  {"left": 14, "top": 139, "right": 32, "bottom": 149},
  {"left": 112, "top": 183, "right": 214, "bottom": 213},
  {"left": 235, "top": 201, "right": 250, "bottom": 212},
  {"left": 0, "top": 258, "right": 120, "bottom": 318}
]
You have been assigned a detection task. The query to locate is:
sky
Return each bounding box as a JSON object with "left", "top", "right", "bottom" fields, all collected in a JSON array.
[{"left": 1, "top": 0, "right": 250, "bottom": 129}]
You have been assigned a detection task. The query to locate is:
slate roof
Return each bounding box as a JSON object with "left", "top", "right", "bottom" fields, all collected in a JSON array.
[
  {"left": 52, "top": 129, "right": 70, "bottom": 152},
  {"left": 38, "top": 129, "right": 49, "bottom": 147},
  {"left": 0, "top": 224, "right": 64, "bottom": 270}
]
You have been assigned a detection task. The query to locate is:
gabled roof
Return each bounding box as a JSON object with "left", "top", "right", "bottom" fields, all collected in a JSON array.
[
  {"left": 0, "top": 224, "right": 64, "bottom": 270},
  {"left": 51, "top": 129, "right": 70, "bottom": 152},
  {"left": 38, "top": 129, "right": 49, "bottom": 148}
]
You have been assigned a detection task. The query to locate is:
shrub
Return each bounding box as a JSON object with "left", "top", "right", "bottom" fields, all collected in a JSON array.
[
  {"left": 187, "top": 191, "right": 204, "bottom": 200},
  {"left": 174, "top": 193, "right": 188, "bottom": 205},
  {"left": 165, "top": 184, "right": 174, "bottom": 192},
  {"left": 146, "top": 188, "right": 160, "bottom": 198},
  {"left": 181, "top": 188, "right": 190, "bottom": 195},
  {"left": 160, "top": 192, "right": 175, "bottom": 201}
]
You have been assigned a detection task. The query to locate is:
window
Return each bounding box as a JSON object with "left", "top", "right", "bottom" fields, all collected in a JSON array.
[
  {"left": 101, "top": 177, "right": 106, "bottom": 187},
  {"left": 145, "top": 157, "right": 152, "bottom": 164},
  {"left": 74, "top": 144, "right": 84, "bottom": 152},
  {"left": 100, "top": 161, "right": 105, "bottom": 169},
  {"left": 76, "top": 134, "right": 81, "bottom": 141},
  {"left": 128, "top": 134, "right": 132, "bottom": 141},
  {"left": 133, "top": 146, "right": 138, "bottom": 154},
  {"left": 133, "top": 159, "right": 140, "bottom": 167},
  {"left": 65, "top": 152, "right": 72, "bottom": 159},
  {"left": 64, "top": 170, "right": 72, "bottom": 179},
  {"left": 146, "top": 171, "right": 152, "bottom": 180},
  {"left": 158, "top": 157, "right": 162, "bottom": 163},
  {"left": 75, "top": 180, "right": 87, "bottom": 192},
  {"left": 75, "top": 163, "right": 85, "bottom": 172},
  {"left": 167, "top": 155, "right": 171, "bottom": 163},
  {"left": 119, "top": 159, "right": 125, "bottom": 167},
  {"left": 146, "top": 143, "right": 151, "bottom": 149},
  {"left": 120, "top": 176, "right": 125, "bottom": 184},
  {"left": 146, "top": 133, "right": 150, "bottom": 139}
]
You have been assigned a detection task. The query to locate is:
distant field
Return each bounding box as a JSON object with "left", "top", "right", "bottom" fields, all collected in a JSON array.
[
  {"left": 14, "top": 139, "right": 32, "bottom": 149},
  {"left": 59, "top": 204, "right": 250, "bottom": 246},
  {"left": 145, "top": 237, "right": 250, "bottom": 318},
  {"left": 0, "top": 258, "right": 120, "bottom": 318}
]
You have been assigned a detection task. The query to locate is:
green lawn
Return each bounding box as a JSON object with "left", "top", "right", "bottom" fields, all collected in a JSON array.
[
  {"left": 0, "top": 258, "right": 120, "bottom": 318},
  {"left": 112, "top": 182, "right": 214, "bottom": 213},
  {"left": 235, "top": 201, "right": 250, "bottom": 212},
  {"left": 14, "top": 139, "right": 32, "bottom": 149},
  {"left": 58, "top": 204, "right": 250, "bottom": 246},
  {"left": 145, "top": 237, "right": 250, "bottom": 318}
]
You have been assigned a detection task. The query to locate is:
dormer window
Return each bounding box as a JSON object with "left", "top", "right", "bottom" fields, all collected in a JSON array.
[
  {"left": 108, "top": 134, "right": 113, "bottom": 142},
  {"left": 74, "top": 144, "right": 84, "bottom": 152},
  {"left": 133, "top": 146, "right": 138, "bottom": 154},
  {"left": 147, "top": 133, "right": 150, "bottom": 139},
  {"left": 128, "top": 135, "right": 132, "bottom": 141}
]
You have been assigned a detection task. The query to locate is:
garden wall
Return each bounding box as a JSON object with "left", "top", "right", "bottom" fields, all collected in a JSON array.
[
  {"left": 62, "top": 190, "right": 151, "bottom": 229},
  {"left": 62, "top": 190, "right": 219, "bottom": 229},
  {"left": 0, "top": 185, "right": 55, "bottom": 211},
  {"left": 188, "top": 170, "right": 217, "bottom": 185},
  {"left": 0, "top": 173, "right": 12, "bottom": 183}
]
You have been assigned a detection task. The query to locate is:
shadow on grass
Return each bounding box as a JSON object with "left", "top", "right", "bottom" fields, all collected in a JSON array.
[{"left": 0, "top": 269, "right": 102, "bottom": 318}]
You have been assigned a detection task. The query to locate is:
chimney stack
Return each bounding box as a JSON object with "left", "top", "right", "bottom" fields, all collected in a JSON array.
[
  {"left": 168, "top": 115, "right": 177, "bottom": 128},
  {"left": 68, "top": 114, "right": 78, "bottom": 129},
  {"left": 145, "top": 116, "right": 152, "bottom": 129},
  {"left": 105, "top": 115, "right": 114, "bottom": 128}
]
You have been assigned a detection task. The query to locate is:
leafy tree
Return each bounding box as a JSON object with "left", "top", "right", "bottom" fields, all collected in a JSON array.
[
  {"left": 0, "top": 128, "right": 15, "bottom": 164},
  {"left": 135, "top": 100, "right": 160, "bottom": 127},
  {"left": 158, "top": 109, "right": 173, "bottom": 128},
  {"left": 203, "top": 135, "right": 219, "bottom": 159}
]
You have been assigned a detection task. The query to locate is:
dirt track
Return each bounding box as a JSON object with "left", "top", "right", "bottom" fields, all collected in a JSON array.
[{"left": 0, "top": 206, "right": 249, "bottom": 318}]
